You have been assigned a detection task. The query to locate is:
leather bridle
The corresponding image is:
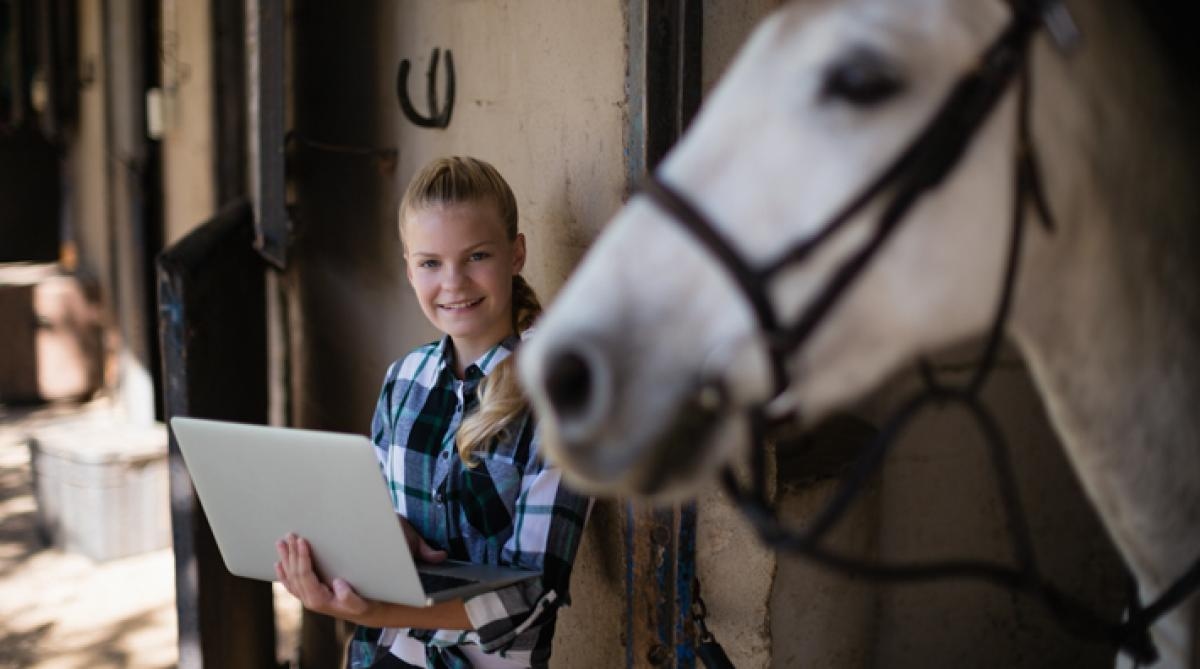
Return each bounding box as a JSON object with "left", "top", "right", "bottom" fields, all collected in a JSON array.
[{"left": 639, "top": 1, "right": 1200, "bottom": 663}]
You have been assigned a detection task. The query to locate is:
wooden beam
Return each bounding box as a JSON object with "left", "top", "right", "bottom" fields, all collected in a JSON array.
[{"left": 157, "top": 200, "right": 277, "bottom": 669}]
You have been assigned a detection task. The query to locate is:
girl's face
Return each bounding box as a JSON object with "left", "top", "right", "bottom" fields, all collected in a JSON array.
[{"left": 403, "top": 200, "right": 526, "bottom": 357}]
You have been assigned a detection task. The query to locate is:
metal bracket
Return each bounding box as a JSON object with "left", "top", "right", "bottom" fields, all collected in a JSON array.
[
  {"left": 1038, "top": 0, "right": 1081, "bottom": 53},
  {"left": 396, "top": 47, "right": 455, "bottom": 129}
]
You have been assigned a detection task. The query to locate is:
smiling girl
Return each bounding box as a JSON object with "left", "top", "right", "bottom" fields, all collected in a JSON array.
[{"left": 276, "top": 156, "right": 591, "bottom": 668}]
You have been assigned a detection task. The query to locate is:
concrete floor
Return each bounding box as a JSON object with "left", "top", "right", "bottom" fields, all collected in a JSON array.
[{"left": 0, "top": 400, "right": 299, "bottom": 669}]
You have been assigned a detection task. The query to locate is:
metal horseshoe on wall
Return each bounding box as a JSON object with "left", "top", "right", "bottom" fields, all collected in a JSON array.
[{"left": 397, "top": 48, "right": 455, "bottom": 129}]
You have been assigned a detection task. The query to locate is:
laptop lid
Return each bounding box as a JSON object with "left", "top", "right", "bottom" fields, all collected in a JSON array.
[{"left": 169, "top": 417, "right": 536, "bottom": 607}]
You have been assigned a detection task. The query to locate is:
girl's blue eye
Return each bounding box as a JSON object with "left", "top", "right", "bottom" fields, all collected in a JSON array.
[
  {"left": 417, "top": 259, "right": 440, "bottom": 269},
  {"left": 469, "top": 252, "right": 491, "bottom": 262}
]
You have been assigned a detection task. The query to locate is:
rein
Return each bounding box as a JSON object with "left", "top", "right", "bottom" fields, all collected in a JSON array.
[{"left": 640, "top": 1, "right": 1200, "bottom": 663}]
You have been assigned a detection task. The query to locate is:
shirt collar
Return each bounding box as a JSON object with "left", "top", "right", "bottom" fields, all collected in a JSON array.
[{"left": 434, "top": 333, "right": 521, "bottom": 381}]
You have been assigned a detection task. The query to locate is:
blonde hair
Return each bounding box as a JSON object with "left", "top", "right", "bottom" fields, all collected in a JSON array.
[{"left": 400, "top": 156, "right": 542, "bottom": 464}]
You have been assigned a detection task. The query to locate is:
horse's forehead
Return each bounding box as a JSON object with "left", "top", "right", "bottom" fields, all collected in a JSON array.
[{"left": 766, "top": 0, "right": 1007, "bottom": 61}]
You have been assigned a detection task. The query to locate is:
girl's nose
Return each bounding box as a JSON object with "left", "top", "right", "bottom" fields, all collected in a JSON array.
[{"left": 440, "top": 263, "right": 469, "bottom": 288}]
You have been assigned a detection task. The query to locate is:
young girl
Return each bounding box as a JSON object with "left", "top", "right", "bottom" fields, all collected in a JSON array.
[{"left": 276, "top": 156, "right": 591, "bottom": 668}]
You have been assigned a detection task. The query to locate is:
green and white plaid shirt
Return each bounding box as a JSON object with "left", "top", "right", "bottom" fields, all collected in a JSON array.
[{"left": 352, "top": 334, "right": 590, "bottom": 669}]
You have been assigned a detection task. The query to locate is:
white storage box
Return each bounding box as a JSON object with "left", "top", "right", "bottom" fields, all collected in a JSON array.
[{"left": 29, "top": 422, "right": 170, "bottom": 561}]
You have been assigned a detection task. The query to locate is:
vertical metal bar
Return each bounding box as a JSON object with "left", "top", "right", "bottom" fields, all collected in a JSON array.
[
  {"left": 675, "top": 504, "right": 698, "bottom": 666},
  {"left": 627, "top": 503, "right": 683, "bottom": 667},
  {"left": 8, "top": 0, "right": 29, "bottom": 124},
  {"left": 624, "top": 2, "right": 702, "bottom": 665},
  {"left": 641, "top": 0, "right": 703, "bottom": 173},
  {"left": 677, "top": 0, "right": 703, "bottom": 133},
  {"left": 246, "top": 0, "right": 286, "bottom": 268},
  {"left": 212, "top": 0, "right": 246, "bottom": 205}
]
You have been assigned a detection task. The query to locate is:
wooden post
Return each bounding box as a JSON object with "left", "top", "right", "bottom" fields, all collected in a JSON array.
[{"left": 157, "top": 200, "right": 277, "bottom": 669}]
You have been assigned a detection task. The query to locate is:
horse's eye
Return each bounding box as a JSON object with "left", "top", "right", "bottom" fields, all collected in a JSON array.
[{"left": 820, "top": 48, "right": 905, "bottom": 107}]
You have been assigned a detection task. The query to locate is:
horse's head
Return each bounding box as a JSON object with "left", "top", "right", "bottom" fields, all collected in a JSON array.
[{"left": 521, "top": 0, "right": 1032, "bottom": 497}]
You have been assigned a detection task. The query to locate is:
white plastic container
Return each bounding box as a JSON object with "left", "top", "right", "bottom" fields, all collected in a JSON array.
[{"left": 28, "top": 422, "right": 170, "bottom": 561}]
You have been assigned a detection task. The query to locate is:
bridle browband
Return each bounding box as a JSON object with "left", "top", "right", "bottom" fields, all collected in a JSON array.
[{"left": 639, "top": 1, "right": 1200, "bottom": 664}]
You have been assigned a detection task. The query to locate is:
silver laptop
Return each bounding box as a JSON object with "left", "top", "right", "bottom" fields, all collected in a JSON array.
[{"left": 169, "top": 417, "right": 538, "bottom": 607}]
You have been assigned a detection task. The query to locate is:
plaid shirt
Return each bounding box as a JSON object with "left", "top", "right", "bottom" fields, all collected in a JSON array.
[{"left": 351, "top": 334, "right": 590, "bottom": 669}]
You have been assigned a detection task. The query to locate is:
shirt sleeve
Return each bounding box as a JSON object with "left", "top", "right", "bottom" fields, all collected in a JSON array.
[
  {"left": 370, "top": 360, "right": 400, "bottom": 468},
  {"left": 461, "top": 459, "right": 592, "bottom": 656}
]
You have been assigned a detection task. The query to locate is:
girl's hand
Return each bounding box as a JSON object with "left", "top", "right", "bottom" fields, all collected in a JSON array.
[
  {"left": 275, "top": 531, "right": 472, "bottom": 630},
  {"left": 398, "top": 516, "right": 448, "bottom": 563},
  {"left": 275, "top": 533, "right": 371, "bottom": 622}
]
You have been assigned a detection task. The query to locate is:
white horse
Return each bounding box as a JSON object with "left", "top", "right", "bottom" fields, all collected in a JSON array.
[{"left": 519, "top": 0, "right": 1199, "bottom": 665}]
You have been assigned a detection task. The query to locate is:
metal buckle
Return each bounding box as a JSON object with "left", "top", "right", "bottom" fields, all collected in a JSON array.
[{"left": 1037, "top": 0, "right": 1081, "bottom": 53}]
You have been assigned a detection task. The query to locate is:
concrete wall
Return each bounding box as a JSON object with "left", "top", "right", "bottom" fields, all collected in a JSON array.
[
  {"left": 767, "top": 347, "right": 1128, "bottom": 668},
  {"left": 856, "top": 352, "right": 1126, "bottom": 667},
  {"left": 390, "top": 2, "right": 628, "bottom": 300},
  {"left": 391, "top": 5, "right": 630, "bottom": 665},
  {"left": 159, "top": 0, "right": 216, "bottom": 246},
  {"left": 66, "top": 0, "right": 111, "bottom": 298},
  {"left": 288, "top": 2, "right": 628, "bottom": 665}
]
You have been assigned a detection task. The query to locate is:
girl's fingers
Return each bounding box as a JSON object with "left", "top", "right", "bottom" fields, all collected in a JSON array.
[
  {"left": 287, "top": 534, "right": 309, "bottom": 580},
  {"left": 399, "top": 516, "right": 447, "bottom": 564},
  {"left": 278, "top": 533, "right": 366, "bottom": 620},
  {"left": 293, "top": 538, "right": 334, "bottom": 603},
  {"left": 417, "top": 540, "right": 448, "bottom": 564},
  {"left": 274, "top": 561, "right": 296, "bottom": 597},
  {"left": 295, "top": 537, "right": 318, "bottom": 581}
]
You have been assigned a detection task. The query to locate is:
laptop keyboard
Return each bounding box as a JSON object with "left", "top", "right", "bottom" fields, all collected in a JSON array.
[{"left": 419, "top": 572, "right": 479, "bottom": 593}]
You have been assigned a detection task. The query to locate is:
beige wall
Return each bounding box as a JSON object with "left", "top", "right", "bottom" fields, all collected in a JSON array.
[
  {"left": 67, "top": 0, "right": 110, "bottom": 292},
  {"left": 390, "top": 3, "right": 629, "bottom": 665},
  {"left": 765, "top": 346, "right": 1127, "bottom": 668},
  {"left": 159, "top": 0, "right": 217, "bottom": 246},
  {"left": 856, "top": 352, "right": 1126, "bottom": 667},
  {"left": 391, "top": 2, "right": 628, "bottom": 302}
]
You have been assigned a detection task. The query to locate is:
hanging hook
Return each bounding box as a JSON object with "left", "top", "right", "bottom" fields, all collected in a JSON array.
[{"left": 397, "top": 48, "right": 455, "bottom": 129}]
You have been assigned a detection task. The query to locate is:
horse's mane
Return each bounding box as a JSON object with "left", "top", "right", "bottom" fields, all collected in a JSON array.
[
  {"left": 1133, "top": 0, "right": 1200, "bottom": 99},
  {"left": 1076, "top": 0, "right": 1200, "bottom": 344}
]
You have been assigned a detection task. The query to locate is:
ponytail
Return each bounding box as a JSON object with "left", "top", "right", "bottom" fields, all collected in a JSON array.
[{"left": 456, "top": 274, "right": 542, "bottom": 463}]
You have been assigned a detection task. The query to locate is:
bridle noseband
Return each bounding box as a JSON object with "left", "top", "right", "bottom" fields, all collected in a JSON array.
[{"left": 639, "top": 1, "right": 1200, "bottom": 664}]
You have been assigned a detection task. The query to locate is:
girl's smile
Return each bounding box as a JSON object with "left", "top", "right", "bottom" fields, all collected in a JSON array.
[{"left": 439, "top": 297, "right": 484, "bottom": 311}]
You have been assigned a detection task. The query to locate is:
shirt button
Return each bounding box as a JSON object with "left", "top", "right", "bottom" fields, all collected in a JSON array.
[
  {"left": 435, "top": 492, "right": 445, "bottom": 503},
  {"left": 440, "top": 451, "right": 449, "bottom": 460}
]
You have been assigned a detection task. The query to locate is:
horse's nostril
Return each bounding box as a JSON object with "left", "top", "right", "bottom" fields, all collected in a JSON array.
[
  {"left": 541, "top": 341, "right": 613, "bottom": 445},
  {"left": 545, "top": 350, "right": 593, "bottom": 421}
]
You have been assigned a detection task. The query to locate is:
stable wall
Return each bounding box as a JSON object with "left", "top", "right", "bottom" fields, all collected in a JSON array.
[
  {"left": 390, "top": 5, "right": 632, "bottom": 664},
  {"left": 66, "top": 0, "right": 111, "bottom": 303},
  {"left": 158, "top": 0, "right": 217, "bottom": 246},
  {"left": 767, "top": 347, "right": 1128, "bottom": 669},
  {"left": 287, "top": 2, "right": 628, "bottom": 665}
]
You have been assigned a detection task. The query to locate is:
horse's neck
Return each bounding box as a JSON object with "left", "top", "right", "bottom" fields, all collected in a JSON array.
[{"left": 1010, "top": 0, "right": 1200, "bottom": 655}]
